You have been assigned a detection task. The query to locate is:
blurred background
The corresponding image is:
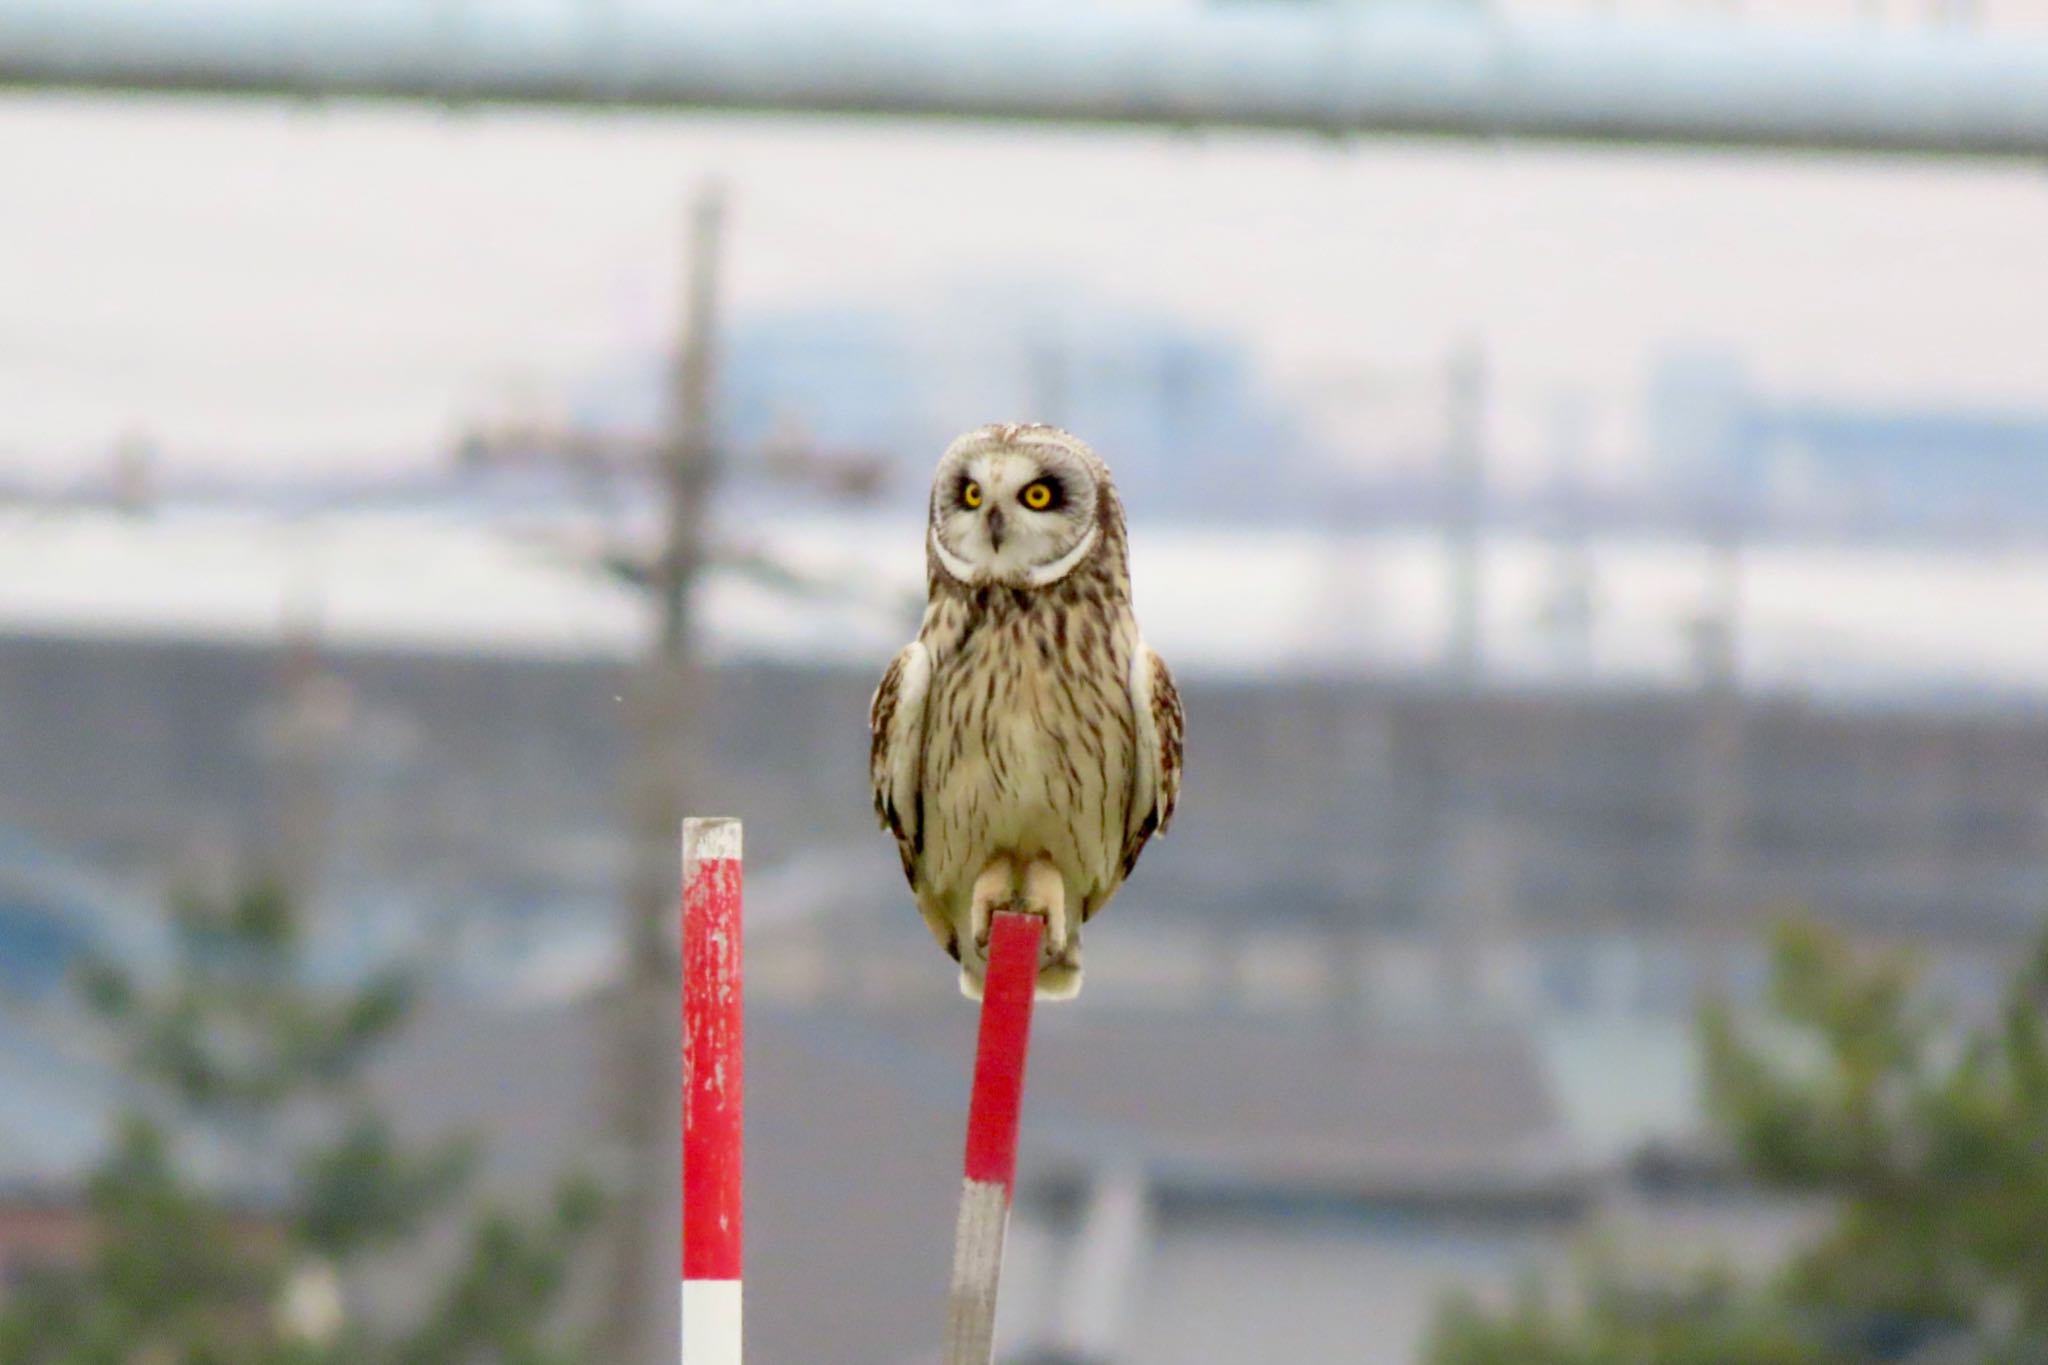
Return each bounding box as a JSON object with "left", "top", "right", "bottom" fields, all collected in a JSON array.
[{"left": 2, "top": 0, "right": 2048, "bottom": 1361}]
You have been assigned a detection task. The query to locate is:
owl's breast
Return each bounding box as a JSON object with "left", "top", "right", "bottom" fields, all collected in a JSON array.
[{"left": 919, "top": 600, "right": 1137, "bottom": 898}]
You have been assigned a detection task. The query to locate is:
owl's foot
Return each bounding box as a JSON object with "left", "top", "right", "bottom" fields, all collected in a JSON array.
[
  {"left": 1019, "top": 859, "right": 1069, "bottom": 967},
  {"left": 969, "top": 855, "right": 1019, "bottom": 950},
  {"left": 958, "top": 925, "right": 1081, "bottom": 1003},
  {"left": 964, "top": 857, "right": 1075, "bottom": 999}
]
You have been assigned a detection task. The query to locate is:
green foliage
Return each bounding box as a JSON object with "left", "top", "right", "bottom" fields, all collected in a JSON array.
[
  {"left": 1427, "top": 919, "right": 2048, "bottom": 1365},
  {"left": 0, "top": 879, "right": 600, "bottom": 1365},
  {"left": 388, "top": 1179, "right": 604, "bottom": 1365},
  {"left": 0, "top": 1118, "right": 275, "bottom": 1365},
  {"left": 1433, "top": 1269, "right": 1830, "bottom": 1365}
]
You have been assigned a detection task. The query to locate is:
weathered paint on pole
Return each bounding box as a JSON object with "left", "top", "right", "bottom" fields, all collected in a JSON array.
[
  {"left": 943, "top": 910, "right": 1045, "bottom": 1365},
  {"left": 683, "top": 817, "right": 743, "bottom": 1365}
]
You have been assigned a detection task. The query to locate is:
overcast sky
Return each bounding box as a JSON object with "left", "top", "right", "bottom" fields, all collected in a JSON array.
[{"left": 4, "top": 60, "right": 2047, "bottom": 484}]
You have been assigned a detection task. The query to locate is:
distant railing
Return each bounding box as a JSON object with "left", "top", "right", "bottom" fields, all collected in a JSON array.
[{"left": 4, "top": 0, "right": 2048, "bottom": 158}]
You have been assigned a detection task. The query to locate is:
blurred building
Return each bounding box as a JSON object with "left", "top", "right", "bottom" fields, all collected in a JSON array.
[
  {"left": 576, "top": 293, "right": 1326, "bottom": 518},
  {"left": 0, "top": 502, "right": 2043, "bottom": 1359},
  {"left": 1650, "top": 348, "right": 2048, "bottom": 526},
  {"left": 378, "top": 969, "right": 1825, "bottom": 1365}
]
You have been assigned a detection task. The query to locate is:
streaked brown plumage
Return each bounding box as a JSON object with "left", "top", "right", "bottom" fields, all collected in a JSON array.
[{"left": 869, "top": 423, "right": 1183, "bottom": 1000}]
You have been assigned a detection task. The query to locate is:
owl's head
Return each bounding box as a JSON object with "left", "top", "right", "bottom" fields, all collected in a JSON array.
[{"left": 927, "top": 423, "right": 1117, "bottom": 589}]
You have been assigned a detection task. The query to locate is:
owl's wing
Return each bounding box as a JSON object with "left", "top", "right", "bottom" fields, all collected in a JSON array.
[
  {"left": 869, "top": 641, "right": 932, "bottom": 883},
  {"left": 1120, "top": 645, "right": 1184, "bottom": 879}
]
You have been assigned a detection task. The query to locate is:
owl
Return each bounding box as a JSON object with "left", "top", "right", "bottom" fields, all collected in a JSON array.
[{"left": 868, "top": 423, "right": 1184, "bottom": 1001}]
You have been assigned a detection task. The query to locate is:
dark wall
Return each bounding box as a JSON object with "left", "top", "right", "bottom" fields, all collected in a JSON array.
[{"left": 0, "top": 631, "right": 2043, "bottom": 939}]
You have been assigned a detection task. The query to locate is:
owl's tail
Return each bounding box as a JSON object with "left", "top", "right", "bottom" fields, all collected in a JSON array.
[
  {"left": 957, "top": 936, "right": 1082, "bottom": 1003},
  {"left": 1034, "top": 949, "right": 1082, "bottom": 1001}
]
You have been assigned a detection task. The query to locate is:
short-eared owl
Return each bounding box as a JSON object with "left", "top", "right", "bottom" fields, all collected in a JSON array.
[{"left": 869, "top": 423, "right": 1184, "bottom": 1000}]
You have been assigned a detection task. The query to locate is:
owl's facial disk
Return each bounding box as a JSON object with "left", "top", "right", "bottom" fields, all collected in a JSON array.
[{"left": 930, "top": 447, "right": 1098, "bottom": 588}]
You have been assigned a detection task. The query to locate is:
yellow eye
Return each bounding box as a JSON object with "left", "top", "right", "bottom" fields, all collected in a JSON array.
[
  {"left": 1021, "top": 481, "right": 1053, "bottom": 511},
  {"left": 962, "top": 481, "right": 982, "bottom": 509}
]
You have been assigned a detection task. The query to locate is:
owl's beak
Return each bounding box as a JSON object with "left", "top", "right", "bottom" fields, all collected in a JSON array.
[{"left": 984, "top": 507, "right": 1005, "bottom": 551}]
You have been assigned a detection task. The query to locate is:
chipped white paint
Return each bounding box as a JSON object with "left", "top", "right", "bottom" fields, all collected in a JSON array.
[
  {"left": 943, "top": 1177, "right": 1010, "bottom": 1365},
  {"left": 681, "top": 1279, "right": 741, "bottom": 1365},
  {"left": 684, "top": 817, "right": 743, "bottom": 864}
]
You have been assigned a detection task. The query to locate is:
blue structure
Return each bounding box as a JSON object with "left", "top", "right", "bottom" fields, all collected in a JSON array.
[
  {"left": 0, "top": 828, "right": 155, "bottom": 1193},
  {"left": 0, "top": 827, "right": 260, "bottom": 1201},
  {"left": 0, "top": 826, "right": 169, "bottom": 1003},
  {"left": 712, "top": 296, "right": 1321, "bottom": 521},
  {"left": 1650, "top": 349, "right": 2048, "bottom": 523},
  {"left": 1743, "top": 406, "right": 2048, "bottom": 517},
  {"left": 722, "top": 308, "right": 925, "bottom": 469}
]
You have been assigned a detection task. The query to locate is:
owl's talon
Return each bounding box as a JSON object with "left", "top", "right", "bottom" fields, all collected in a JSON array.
[
  {"left": 1020, "top": 860, "right": 1068, "bottom": 965},
  {"left": 969, "top": 856, "right": 1017, "bottom": 951}
]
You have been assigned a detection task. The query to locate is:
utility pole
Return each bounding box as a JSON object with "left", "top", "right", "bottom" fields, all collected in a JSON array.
[
  {"left": 1544, "top": 390, "right": 1595, "bottom": 679},
  {"left": 1686, "top": 517, "right": 1745, "bottom": 913},
  {"left": 257, "top": 609, "right": 351, "bottom": 912},
  {"left": 1443, "top": 339, "right": 1485, "bottom": 688},
  {"left": 1685, "top": 493, "right": 1747, "bottom": 999},
  {"left": 1435, "top": 339, "right": 1507, "bottom": 1013},
  {"left": 598, "top": 181, "right": 726, "bottom": 1364},
  {"left": 1027, "top": 336, "right": 1070, "bottom": 430}
]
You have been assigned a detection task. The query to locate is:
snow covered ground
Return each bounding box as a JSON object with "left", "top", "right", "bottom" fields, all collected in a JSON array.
[{"left": 0, "top": 502, "right": 2043, "bottom": 703}]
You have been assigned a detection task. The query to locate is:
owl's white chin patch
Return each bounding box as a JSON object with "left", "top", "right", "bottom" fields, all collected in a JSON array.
[
  {"left": 1021, "top": 525, "right": 1099, "bottom": 587},
  {"left": 929, "top": 523, "right": 1098, "bottom": 588}
]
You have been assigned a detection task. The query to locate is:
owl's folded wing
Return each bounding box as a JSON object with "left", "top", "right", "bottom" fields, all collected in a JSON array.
[
  {"left": 868, "top": 641, "right": 932, "bottom": 881},
  {"left": 1121, "top": 645, "right": 1184, "bottom": 879}
]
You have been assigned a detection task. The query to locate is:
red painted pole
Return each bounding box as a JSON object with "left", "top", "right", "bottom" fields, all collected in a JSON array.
[
  {"left": 944, "top": 910, "right": 1045, "bottom": 1364},
  {"left": 682, "top": 817, "right": 743, "bottom": 1364}
]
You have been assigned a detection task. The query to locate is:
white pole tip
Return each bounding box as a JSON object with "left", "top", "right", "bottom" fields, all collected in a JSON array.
[
  {"left": 684, "top": 817, "right": 743, "bottom": 862},
  {"left": 682, "top": 1279, "right": 743, "bottom": 1364}
]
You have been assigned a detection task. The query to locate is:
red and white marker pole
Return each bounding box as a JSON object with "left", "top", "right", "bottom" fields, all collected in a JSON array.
[
  {"left": 682, "top": 817, "right": 744, "bottom": 1365},
  {"left": 943, "top": 910, "right": 1046, "bottom": 1365}
]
